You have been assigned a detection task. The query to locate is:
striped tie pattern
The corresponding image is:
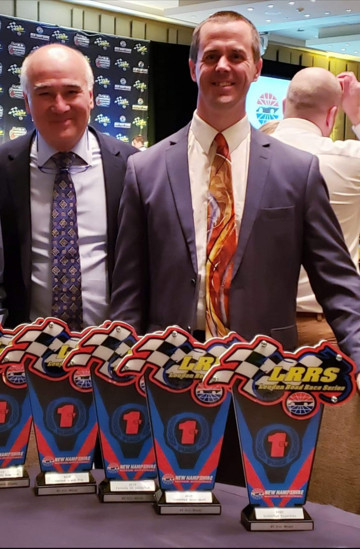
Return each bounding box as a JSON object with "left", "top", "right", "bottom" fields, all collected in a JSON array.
[
  {"left": 205, "top": 133, "right": 237, "bottom": 338},
  {"left": 51, "top": 152, "right": 83, "bottom": 332}
]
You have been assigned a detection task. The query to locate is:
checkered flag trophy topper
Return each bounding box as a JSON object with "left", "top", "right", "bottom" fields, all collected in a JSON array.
[
  {"left": 116, "top": 325, "right": 244, "bottom": 514},
  {"left": 202, "top": 334, "right": 357, "bottom": 531},
  {"left": 0, "top": 317, "right": 98, "bottom": 495},
  {"left": 0, "top": 322, "right": 36, "bottom": 487},
  {"left": 63, "top": 320, "right": 158, "bottom": 502}
]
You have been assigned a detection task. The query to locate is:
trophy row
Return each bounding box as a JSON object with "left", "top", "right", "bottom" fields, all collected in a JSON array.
[{"left": 0, "top": 317, "right": 356, "bottom": 531}]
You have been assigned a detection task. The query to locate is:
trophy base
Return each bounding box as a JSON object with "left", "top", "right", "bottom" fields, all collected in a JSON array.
[
  {"left": 0, "top": 467, "right": 30, "bottom": 488},
  {"left": 98, "top": 478, "right": 157, "bottom": 502},
  {"left": 35, "top": 471, "right": 97, "bottom": 496},
  {"left": 154, "top": 488, "right": 221, "bottom": 515},
  {"left": 241, "top": 504, "right": 314, "bottom": 531}
]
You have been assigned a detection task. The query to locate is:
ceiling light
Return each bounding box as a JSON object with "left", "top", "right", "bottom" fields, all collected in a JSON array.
[
  {"left": 247, "top": 7, "right": 254, "bottom": 11},
  {"left": 304, "top": 14, "right": 310, "bottom": 18}
]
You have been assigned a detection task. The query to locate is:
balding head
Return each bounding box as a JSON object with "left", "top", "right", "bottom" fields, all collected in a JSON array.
[{"left": 284, "top": 67, "right": 342, "bottom": 136}]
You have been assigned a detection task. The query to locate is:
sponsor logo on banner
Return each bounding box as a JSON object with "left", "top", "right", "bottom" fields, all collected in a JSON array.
[
  {"left": 114, "top": 40, "right": 131, "bottom": 54},
  {"left": 7, "top": 21, "right": 25, "bottom": 36},
  {"left": 94, "top": 37, "right": 110, "bottom": 49},
  {"left": 132, "top": 98, "right": 148, "bottom": 111},
  {"left": 115, "top": 58, "right": 130, "bottom": 71},
  {"left": 8, "top": 64, "right": 21, "bottom": 77},
  {"left": 52, "top": 30, "right": 69, "bottom": 43},
  {"left": 133, "top": 79, "right": 147, "bottom": 93},
  {"left": 133, "top": 61, "right": 148, "bottom": 74},
  {"left": 9, "top": 84, "right": 23, "bottom": 99},
  {"left": 8, "top": 42, "right": 26, "bottom": 56},
  {"left": 95, "top": 94, "right": 111, "bottom": 107},
  {"left": 114, "top": 77, "right": 131, "bottom": 92},
  {"left": 94, "top": 113, "right": 111, "bottom": 126},
  {"left": 95, "top": 75, "right": 111, "bottom": 88},
  {"left": 134, "top": 43, "right": 147, "bottom": 55},
  {"left": 9, "top": 126, "right": 27, "bottom": 140},
  {"left": 115, "top": 96, "right": 129, "bottom": 108},
  {"left": 116, "top": 133, "right": 129, "bottom": 142},
  {"left": 74, "top": 33, "right": 90, "bottom": 47},
  {"left": 114, "top": 115, "right": 131, "bottom": 129},
  {"left": 95, "top": 55, "right": 110, "bottom": 69},
  {"left": 8, "top": 106, "right": 27, "bottom": 120},
  {"left": 30, "top": 32, "right": 50, "bottom": 41}
]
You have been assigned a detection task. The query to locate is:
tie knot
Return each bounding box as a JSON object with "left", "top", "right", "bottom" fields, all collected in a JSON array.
[
  {"left": 214, "top": 133, "right": 230, "bottom": 160},
  {"left": 52, "top": 152, "right": 76, "bottom": 171}
]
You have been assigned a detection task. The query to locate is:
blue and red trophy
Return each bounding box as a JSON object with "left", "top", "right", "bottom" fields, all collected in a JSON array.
[
  {"left": 0, "top": 317, "right": 98, "bottom": 495},
  {"left": 203, "top": 335, "right": 357, "bottom": 530},
  {"left": 116, "top": 326, "right": 243, "bottom": 514},
  {"left": 64, "top": 320, "right": 158, "bottom": 502},
  {"left": 0, "top": 323, "right": 33, "bottom": 488}
]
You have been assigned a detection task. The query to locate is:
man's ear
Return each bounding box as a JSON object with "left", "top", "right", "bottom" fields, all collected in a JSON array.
[
  {"left": 326, "top": 105, "right": 338, "bottom": 134},
  {"left": 23, "top": 92, "right": 31, "bottom": 114},
  {"left": 189, "top": 59, "right": 197, "bottom": 83},
  {"left": 253, "top": 58, "right": 263, "bottom": 82},
  {"left": 89, "top": 89, "right": 94, "bottom": 109}
]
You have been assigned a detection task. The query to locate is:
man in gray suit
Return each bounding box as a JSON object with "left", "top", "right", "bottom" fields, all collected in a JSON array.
[
  {"left": 110, "top": 10, "right": 360, "bottom": 482},
  {"left": 0, "top": 43, "right": 138, "bottom": 329}
]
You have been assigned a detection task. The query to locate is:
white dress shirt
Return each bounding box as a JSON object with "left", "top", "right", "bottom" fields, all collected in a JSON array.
[
  {"left": 188, "top": 112, "right": 251, "bottom": 330},
  {"left": 30, "top": 129, "right": 109, "bottom": 327},
  {"left": 272, "top": 118, "right": 360, "bottom": 312}
]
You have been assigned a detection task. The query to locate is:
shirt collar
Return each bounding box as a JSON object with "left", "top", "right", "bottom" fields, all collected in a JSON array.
[
  {"left": 190, "top": 110, "right": 251, "bottom": 154},
  {"left": 37, "top": 129, "right": 91, "bottom": 168}
]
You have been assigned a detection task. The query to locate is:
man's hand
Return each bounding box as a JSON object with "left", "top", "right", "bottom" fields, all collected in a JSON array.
[{"left": 337, "top": 71, "right": 360, "bottom": 126}]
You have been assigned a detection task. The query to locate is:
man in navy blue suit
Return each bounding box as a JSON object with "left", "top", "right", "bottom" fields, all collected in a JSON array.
[
  {"left": 0, "top": 43, "right": 138, "bottom": 329},
  {"left": 109, "top": 11, "right": 360, "bottom": 485}
]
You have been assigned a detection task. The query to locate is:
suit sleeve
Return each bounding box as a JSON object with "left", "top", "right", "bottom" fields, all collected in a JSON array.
[
  {"left": 109, "top": 154, "right": 148, "bottom": 334},
  {"left": 0, "top": 220, "right": 8, "bottom": 325},
  {"left": 302, "top": 155, "right": 360, "bottom": 369}
]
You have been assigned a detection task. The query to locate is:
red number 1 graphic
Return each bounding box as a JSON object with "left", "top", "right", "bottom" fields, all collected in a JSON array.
[
  {"left": 268, "top": 432, "right": 288, "bottom": 457},
  {"left": 57, "top": 404, "right": 76, "bottom": 428},
  {"left": 123, "top": 410, "right": 142, "bottom": 434},
  {"left": 179, "top": 420, "right": 198, "bottom": 444}
]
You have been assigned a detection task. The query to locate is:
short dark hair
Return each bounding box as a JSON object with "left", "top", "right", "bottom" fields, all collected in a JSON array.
[{"left": 189, "top": 11, "right": 261, "bottom": 64}]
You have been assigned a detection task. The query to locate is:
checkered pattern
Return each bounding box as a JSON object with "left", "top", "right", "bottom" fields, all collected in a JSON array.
[
  {"left": 1, "top": 319, "right": 82, "bottom": 373},
  {"left": 119, "top": 327, "right": 243, "bottom": 387},
  {"left": 206, "top": 339, "right": 324, "bottom": 397},
  {"left": 64, "top": 322, "right": 138, "bottom": 378}
]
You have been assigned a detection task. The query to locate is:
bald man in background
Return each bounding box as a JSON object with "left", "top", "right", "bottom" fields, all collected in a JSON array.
[
  {"left": 272, "top": 67, "right": 360, "bottom": 514},
  {"left": 272, "top": 67, "right": 360, "bottom": 348}
]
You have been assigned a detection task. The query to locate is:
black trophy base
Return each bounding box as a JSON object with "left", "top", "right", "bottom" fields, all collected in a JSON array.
[
  {"left": 241, "top": 504, "right": 314, "bottom": 531},
  {"left": 0, "top": 469, "right": 30, "bottom": 488},
  {"left": 98, "top": 478, "right": 156, "bottom": 502},
  {"left": 154, "top": 489, "right": 221, "bottom": 515},
  {"left": 35, "top": 471, "right": 97, "bottom": 496}
]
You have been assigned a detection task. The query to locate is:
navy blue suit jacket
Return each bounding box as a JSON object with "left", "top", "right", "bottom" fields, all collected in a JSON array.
[
  {"left": 110, "top": 124, "right": 360, "bottom": 371},
  {"left": 0, "top": 127, "right": 138, "bottom": 328}
]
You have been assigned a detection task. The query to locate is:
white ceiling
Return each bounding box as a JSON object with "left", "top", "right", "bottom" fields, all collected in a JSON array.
[{"left": 66, "top": 0, "right": 360, "bottom": 59}]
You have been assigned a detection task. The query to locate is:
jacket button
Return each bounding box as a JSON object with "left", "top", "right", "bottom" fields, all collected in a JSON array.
[
  {"left": 191, "top": 278, "right": 196, "bottom": 285},
  {"left": 187, "top": 326, "right": 191, "bottom": 332}
]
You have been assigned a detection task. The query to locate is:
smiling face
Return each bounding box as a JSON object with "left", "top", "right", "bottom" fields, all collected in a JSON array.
[
  {"left": 23, "top": 45, "right": 94, "bottom": 151},
  {"left": 189, "top": 19, "right": 262, "bottom": 130}
]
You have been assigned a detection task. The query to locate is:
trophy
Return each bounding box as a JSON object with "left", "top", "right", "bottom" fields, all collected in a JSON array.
[
  {"left": 117, "top": 326, "right": 243, "bottom": 514},
  {"left": 64, "top": 320, "right": 158, "bottom": 502},
  {"left": 202, "top": 335, "right": 356, "bottom": 531},
  {"left": 0, "top": 318, "right": 98, "bottom": 495},
  {"left": 0, "top": 324, "right": 33, "bottom": 487}
]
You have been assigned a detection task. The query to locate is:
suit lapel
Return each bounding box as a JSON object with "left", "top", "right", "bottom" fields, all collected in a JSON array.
[
  {"left": 7, "top": 133, "right": 33, "bottom": 283},
  {"left": 166, "top": 125, "right": 198, "bottom": 272},
  {"left": 233, "top": 129, "right": 271, "bottom": 276}
]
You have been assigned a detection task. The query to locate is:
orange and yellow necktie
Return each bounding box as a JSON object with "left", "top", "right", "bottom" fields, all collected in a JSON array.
[{"left": 205, "top": 133, "right": 237, "bottom": 339}]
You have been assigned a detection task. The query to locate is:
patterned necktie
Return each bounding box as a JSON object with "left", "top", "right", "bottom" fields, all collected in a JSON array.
[
  {"left": 51, "top": 152, "right": 83, "bottom": 332},
  {"left": 205, "top": 133, "right": 237, "bottom": 339}
]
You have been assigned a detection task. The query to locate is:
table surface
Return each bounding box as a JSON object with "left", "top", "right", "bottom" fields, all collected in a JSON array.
[{"left": 2, "top": 468, "right": 360, "bottom": 548}]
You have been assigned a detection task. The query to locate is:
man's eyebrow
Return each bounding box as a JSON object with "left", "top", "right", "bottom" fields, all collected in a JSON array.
[{"left": 33, "top": 83, "right": 81, "bottom": 90}]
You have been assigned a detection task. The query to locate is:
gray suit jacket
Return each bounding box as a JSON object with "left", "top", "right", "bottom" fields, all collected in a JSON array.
[
  {"left": 0, "top": 127, "right": 138, "bottom": 328},
  {"left": 110, "top": 124, "right": 360, "bottom": 370}
]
